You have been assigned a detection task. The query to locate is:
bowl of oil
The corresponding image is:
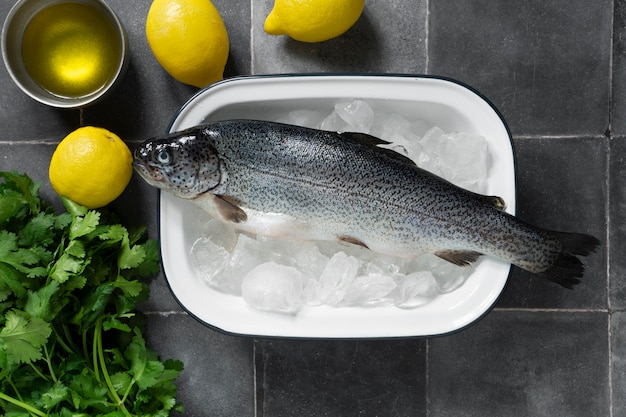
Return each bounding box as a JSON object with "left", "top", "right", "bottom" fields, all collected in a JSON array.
[{"left": 2, "top": 0, "right": 128, "bottom": 108}]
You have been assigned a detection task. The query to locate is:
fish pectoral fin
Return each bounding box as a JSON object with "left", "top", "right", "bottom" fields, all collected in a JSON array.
[
  {"left": 338, "top": 235, "right": 370, "bottom": 249},
  {"left": 214, "top": 195, "right": 247, "bottom": 223},
  {"left": 434, "top": 250, "right": 483, "bottom": 267}
]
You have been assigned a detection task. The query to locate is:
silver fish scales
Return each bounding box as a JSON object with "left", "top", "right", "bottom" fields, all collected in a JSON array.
[{"left": 134, "top": 119, "right": 599, "bottom": 288}]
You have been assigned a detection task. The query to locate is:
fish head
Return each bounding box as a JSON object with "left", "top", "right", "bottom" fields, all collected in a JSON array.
[{"left": 133, "top": 128, "right": 226, "bottom": 199}]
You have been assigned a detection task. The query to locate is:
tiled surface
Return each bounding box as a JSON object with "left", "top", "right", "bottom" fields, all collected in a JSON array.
[
  {"left": 429, "top": 311, "right": 610, "bottom": 417},
  {"left": 429, "top": 0, "right": 612, "bottom": 137},
  {"left": 0, "top": 0, "right": 622, "bottom": 416},
  {"left": 255, "top": 339, "right": 426, "bottom": 416}
]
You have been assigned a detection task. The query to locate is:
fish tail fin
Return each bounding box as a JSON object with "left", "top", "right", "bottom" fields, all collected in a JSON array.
[{"left": 538, "top": 231, "right": 601, "bottom": 289}]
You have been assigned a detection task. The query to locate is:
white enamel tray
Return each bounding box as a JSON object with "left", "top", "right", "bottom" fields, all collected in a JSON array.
[{"left": 160, "top": 74, "right": 515, "bottom": 338}]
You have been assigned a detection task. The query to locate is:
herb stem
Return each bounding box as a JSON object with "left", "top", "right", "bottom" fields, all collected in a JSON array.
[
  {"left": 43, "top": 343, "right": 57, "bottom": 382},
  {"left": 28, "top": 362, "right": 50, "bottom": 383},
  {"left": 95, "top": 318, "right": 132, "bottom": 417},
  {"left": 52, "top": 324, "right": 75, "bottom": 356},
  {"left": 0, "top": 392, "right": 46, "bottom": 417},
  {"left": 92, "top": 327, "right": 100, "bottom": 383}
]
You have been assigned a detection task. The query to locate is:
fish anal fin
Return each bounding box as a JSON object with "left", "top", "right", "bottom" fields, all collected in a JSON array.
[
  {"left": 214, "top": 195, "right": 247, "bottom": 223},
  {"left": 338, "top": 235, "right": 370, "bottom": 249},
  {"left": 435, "top": 250, "right": 482, "bottom": 267}
]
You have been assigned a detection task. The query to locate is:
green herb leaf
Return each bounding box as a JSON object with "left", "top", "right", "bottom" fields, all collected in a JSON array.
[
  {"left": 41, "top": 380, "right": 70, "bottom": 410},
  {"left": 49, "top": 252, "right": 84, "bottom": 284},
  {"left": 70, "top": 210, "right": 100, "bottom": 240},
  {"left": 0, "top": 310, "right": 51, "bottom": 364}
]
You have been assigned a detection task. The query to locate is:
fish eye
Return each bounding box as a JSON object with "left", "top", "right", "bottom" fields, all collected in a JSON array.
[{"left": 156, "top": 150, "right": 171, "bottom": 165}]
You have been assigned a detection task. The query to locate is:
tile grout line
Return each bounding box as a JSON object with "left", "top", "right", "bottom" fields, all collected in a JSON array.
[
  {"left": 253, "top": 339, "right": 258, "bottom": 417},
  {"left": 425, "top": 338, "right": 430, "bottom": 417},
  {"left": 492, "top": 307, "right": 609, "bottom": 313},
  {"left": 513, "top": 134, "right": 608, "bottom": 140},
  {"left": 424, "top": 0, "right": 430, "bottom": 75},
  {"left": 606, "top": 123, "right": 612, "bottom": 417},
  {"left": 609, "top": 310, "right": 614, "bottom": 417},
  {"left": 250, "top": 0, "right": 256, "bottom": 75}
]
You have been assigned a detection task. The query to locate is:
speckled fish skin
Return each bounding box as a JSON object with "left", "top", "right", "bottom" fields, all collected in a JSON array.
[{"left": 133, "top": 119, "right": 600, "bottom": 288}]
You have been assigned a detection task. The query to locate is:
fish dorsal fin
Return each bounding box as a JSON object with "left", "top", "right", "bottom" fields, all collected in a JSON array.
[
  {"left": 434, "top": 250, "right": 483, "bottom": 267},
  {"left": 337, "top": 131, "right": 418, "bottom": 168},
  {"left": 338, "top": 131, "right": 391, "bottom": 147}
]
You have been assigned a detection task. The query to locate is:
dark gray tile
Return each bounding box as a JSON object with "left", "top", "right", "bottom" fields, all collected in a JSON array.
[
  {"left": 216, "top": 0, "right": 252, "bottom": 77},
  {"left": 0, "top": 142, "right": 58, "bottom": 203},
  {"left": 255, "top": 338, "right": 426, "bottom": 417},
  {"left": 428, "top": 311, "right": 610, "bottom": 417},
  {"left": 613, "top": 0, "right": 626, "bottom": 135},
  {"left": 612, "top": 311, "right": 626, "bottom": 416},
  {"left": 145, "top": 313, "right": 255, "bottom": 417},
  {"left": 497, "top": 137, "right": 607, "bottom": 309},
  {"left": 610, "top": 136, "right": 626, "bottom": 310},
  {"left": 252, "top": 0, "right": 427, "bottom": 74},
  {"left": 429, "top": 0, "right": 612, "bottom": 136}
]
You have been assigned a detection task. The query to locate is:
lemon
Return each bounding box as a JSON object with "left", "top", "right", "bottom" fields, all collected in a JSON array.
[
  {"left": 264, "top": 0, "right": 364, "bottom": 43},
  {"left": 146, "top": 0, "right": 229, "bottom": 88},
  {"left": 49, "top": 127, "right": 133, "bottom": 209}
]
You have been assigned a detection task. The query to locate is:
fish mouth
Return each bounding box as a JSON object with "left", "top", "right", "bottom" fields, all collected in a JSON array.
[{"left": 132, "top": 157, "right": 165, "bottom": 184}]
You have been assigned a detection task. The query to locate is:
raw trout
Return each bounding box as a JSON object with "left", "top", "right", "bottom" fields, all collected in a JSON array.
[{"left": 133, "top": 120, "right": 599, "bottom": 288}]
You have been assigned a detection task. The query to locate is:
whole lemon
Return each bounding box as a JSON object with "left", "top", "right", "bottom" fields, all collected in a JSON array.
[
  {"left": 49, "top": 127, "right": 133, "bottom": 209},
  {"left": 264, "top": 0, "right": 364, "bottom": 43},
  {"left": 146, "top": 0, "right": 229, "bottom": 88}
]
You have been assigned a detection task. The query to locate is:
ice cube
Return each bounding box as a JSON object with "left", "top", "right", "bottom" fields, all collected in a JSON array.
[
  {"left": 290, "top": 242, "right": 330, "bottom": 279},
  {"left": 255, "top": 234, "right": 297, "bottom": 267},
  {"left": 224, "top": 233, "right": 267, "bottom": 295},
  {"left": 342, "top": 274, "right": 397, "bottom": 306},
  {"left": 432, "top": 258, "right": 476, "bottom": 293},
  {"left": 320, "top": 111, "right": 351, "bottom": 132},
  {"left": 410, "top": 253, "right": 443, "bottom": 272},
  {"left": 276, "top": 109, "right": 325, "bottom": 129},
  {"left": 416, "top": 126, "right": 448, "bottom": 176},
  {"left": 379, "top": 113, "right": 412, "bottom": 142},
  {"left": 334, "top": 100, "right": 374, "bottom": 133},
  {"left": 191, "top": 237, "right": 230, "bottom": 289},
  {"left": 392, "top": 271, "right": 438, "bottom": 308},
  {"left": 409, "top": 119, "right": 432, "bottom": 138},
  {"left": 441, "top": 131, "right": 489, "bottom": 193},
  {"left": 302, "top": 277, "right": 322, "bottom": 306},
  {"left": 201, "top": 219, "right": 237, "bottom": 250},
  {"left": 318, "top": 251, "right": 361, "bottom": 305},
  {"left": 241, "top": 262, "right": 304, "bottom": 314}
]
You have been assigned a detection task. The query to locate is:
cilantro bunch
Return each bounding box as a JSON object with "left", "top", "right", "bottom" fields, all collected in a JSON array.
[{"left": 0, "top": 171, "right": 183, "bottom": 416}]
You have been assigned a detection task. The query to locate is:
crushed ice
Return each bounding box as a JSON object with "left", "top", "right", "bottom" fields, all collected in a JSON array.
[{"left": 192, "top": 100, "right": 491, "bottom": 314}]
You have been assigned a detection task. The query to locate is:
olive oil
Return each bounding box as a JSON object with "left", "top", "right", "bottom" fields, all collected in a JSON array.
[{"left": 21, "top": 2, "right": 122, "bottom": 98}]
